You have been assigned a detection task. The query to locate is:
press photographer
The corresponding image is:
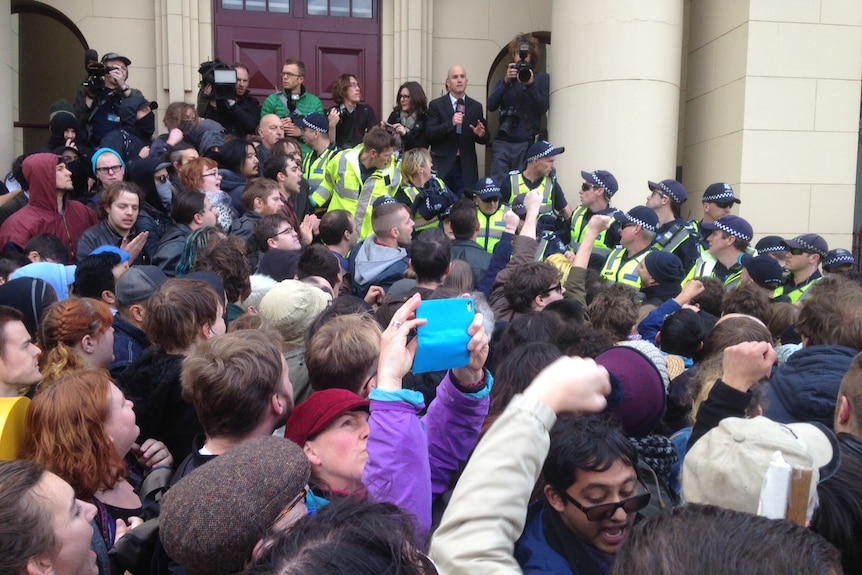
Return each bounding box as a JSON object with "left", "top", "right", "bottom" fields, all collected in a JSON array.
[
  {"left": 197, "top": 59, "right": 261, "bottom": 138},
  {"left": 487, "top": 34, "right": 550, "bottom": 183},
  {"left": 73, "top": 50, "right": 146, "bottom": 148}
]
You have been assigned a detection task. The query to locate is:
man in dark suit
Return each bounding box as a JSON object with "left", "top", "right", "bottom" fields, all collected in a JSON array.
[{"left": 426, "top": 65, "right": 489, "bottom": 193}]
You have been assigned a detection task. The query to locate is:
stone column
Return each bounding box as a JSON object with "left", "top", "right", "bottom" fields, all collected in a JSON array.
[
  {"left": 382, "top": 0, "right": 433, "bottom": 117},
  {"left": 549, "top": 0, "right": 684, "bottom": 210},
  {"left": 1, "top": 0, "right": 14, "bottom": 164}
]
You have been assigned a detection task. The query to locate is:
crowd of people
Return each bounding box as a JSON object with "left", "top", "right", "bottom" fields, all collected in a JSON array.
[{"left": 0, "top": 32, "right": 859, "bottom": 575}]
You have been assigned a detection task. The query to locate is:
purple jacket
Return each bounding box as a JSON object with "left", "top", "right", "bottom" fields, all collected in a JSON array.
[{"left": 363, "top": 371, "right": 491, "bottom": 536}]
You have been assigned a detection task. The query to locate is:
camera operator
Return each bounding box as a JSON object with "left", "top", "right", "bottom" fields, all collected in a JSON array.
[
  {"left": 198, "top": 61, "right": 261, "bottom": 137},
  {"left": 74, "top": 52, "right": 145, "bottom": 149},
  {"left": 487, "top": 34, "right": 550, "bottom": 183}
]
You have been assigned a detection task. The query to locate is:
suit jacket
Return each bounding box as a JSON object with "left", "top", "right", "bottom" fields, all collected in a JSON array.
[{"left": 426, "top": 93, "right": 489, "bottom": 190}]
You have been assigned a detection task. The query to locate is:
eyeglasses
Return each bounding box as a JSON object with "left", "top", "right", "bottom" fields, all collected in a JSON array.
[
  {"left": 202, "top": 170, "right": 220, "bottom": 179},
  {"left": 96, "top": 165, "right": 123, "bottom": 175},
  {"left": 398, "top": 93, "right": 411, "bottom": 100},
  {"left": 789, "top": 248, "right": 808, "bottom": 256},
  {"left": 562, "top": 480, "right": 651, "bottom": 522},
  {"left": 543, "top": 282, "right": 562, "bottom": 295},
  {"left": 650, "top": 190, "right": 668, "bottom": 200},
  {"left": 714, "top": 202, "right": 734, "bottom": 209},
  {"left": 271, "top": 225, "right": 296, "bottom": 238},
  {"left": 582, "top": 182, "right": 602, "bottom": 192},
  {"left": 268, "top": 486, "right": 308, "bottom": 532},
  {"left": 281, "top": 72, "right": 302, "bottom": 78},
  {"left": 154, "top": 174, "right": 169, "bottom": 184}
]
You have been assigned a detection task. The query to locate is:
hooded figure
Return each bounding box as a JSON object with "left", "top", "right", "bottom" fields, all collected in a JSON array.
[
  {"left": 0, "top": 153, "right": 98, "bottom": 260},
  {"left": 100, "top": 95, "right": 157, "bottom": 163},
  {"left": 130, "top": 157, "right": 174, "bottom": 256}
]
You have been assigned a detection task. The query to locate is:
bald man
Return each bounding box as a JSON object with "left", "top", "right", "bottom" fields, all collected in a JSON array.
[
  {"left": 256, "top": 113, "right": 284, "bottom": 166},
  {"left": 426, "top": 64, "right": 489, "bottom": 193}
]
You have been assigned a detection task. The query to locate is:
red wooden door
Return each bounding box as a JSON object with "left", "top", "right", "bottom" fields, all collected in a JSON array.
[{"left": 214, "top": 0, "right": 381, "bottom": 115}]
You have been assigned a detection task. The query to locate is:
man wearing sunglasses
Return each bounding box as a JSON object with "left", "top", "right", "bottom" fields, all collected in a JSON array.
[
  {"left": 570, "top": 169, "right": 621, "bottom": 267},
  {"left": 647, "top": 179, "right": 700, "bottom": 272},
  {"left": 515, "top": 415, "right": 648, "bottom": 573},
  {"left": 773, "top": 233, "right": 828, "bottom": 303},
  {"left": 690, "top": 182, "right": 741, "bottom": 249}
]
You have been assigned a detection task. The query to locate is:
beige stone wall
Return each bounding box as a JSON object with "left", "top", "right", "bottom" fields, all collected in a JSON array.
[{"left": 684, "top": 0, "right": 862, "bottom": 249}]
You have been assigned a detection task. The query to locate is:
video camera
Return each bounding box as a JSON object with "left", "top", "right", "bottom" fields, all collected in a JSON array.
[
  {"left": 198, "top": 59, "right": 237, "bottom": 101},
  {"left": 82, "top": 50, "right": 112, "bottom": 92}
]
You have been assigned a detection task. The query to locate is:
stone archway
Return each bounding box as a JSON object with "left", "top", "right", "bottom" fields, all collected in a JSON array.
[
  {"left": 483, "top": 31, "right": 551, "bottom": 179},
  {"left": 12, "top": 0, "right": 88, "bottom": 154}
]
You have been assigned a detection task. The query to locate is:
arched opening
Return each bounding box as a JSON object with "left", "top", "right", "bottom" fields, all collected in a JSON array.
[
  {"left": 12, "top": 0, "right": 88, "bottom": 154},
  {"left": 483, "top": 31, "right": 551, "bottom": 179}
]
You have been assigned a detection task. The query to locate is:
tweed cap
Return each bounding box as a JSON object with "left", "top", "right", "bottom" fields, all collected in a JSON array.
[{"left": 159, "top": 436, "right": 311, "bottom": 575}]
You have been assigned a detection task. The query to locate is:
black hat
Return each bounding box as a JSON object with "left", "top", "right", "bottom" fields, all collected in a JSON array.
[{"left": 101, "top": 52, "right": 132, "bottom": 67}]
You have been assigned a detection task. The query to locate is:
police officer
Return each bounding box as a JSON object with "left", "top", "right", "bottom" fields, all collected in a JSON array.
[
  {"left": 646, "top": 179, "right": 699, "bottom": 271},
  {"left": 472, "top": 177, "right": 508, "bottom": 254},
  {"left": 500, "top": 140, "right": 570, "bottom": 219},
  {"left": 682, "top": 214, "right": 753, "bottom": 289},
  {"left": 600, "top": 206, "right": 659, "bottom": 289},
  {"left": 570, "top": 169, "right": 621, "bottom": 268}
]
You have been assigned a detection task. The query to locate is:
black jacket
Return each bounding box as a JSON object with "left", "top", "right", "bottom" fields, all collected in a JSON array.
[
  {"left": 425, "top": 94, "right": 489, "bottom": 191},
  {"left": 117, "top": 348, "right": 203, "bottom": 467},
  {"left": 151, "top": 223, "right": 193, "bottom": 277}
]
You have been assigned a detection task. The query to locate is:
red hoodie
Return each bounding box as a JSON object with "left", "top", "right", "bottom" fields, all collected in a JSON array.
[{"left": 0, "top": 153, "right": 98, "bottom": 260}]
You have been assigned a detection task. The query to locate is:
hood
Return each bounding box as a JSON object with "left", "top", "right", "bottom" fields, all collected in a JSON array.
[
  {"left": 118, "top": 95, "right": 148, "bottom": 127},
  {"left": 48, "top": 111, "right": 78, "bottom": 149},
  {"left": 766, "top": 344, "right": 859, "bottom": 429},
  {"left": 218, "top": 169, "right": 246, "bottom": 193},
  {"left": 21, "top": 153, "right": 63, "bottom": 213},
  {"left": 353, "top": 237, "right": 408, "bottom": 285},
  {"left": 130, "top": 157, "right": 167, "bottom": 210}
]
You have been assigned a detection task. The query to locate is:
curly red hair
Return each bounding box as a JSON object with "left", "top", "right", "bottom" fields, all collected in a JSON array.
[{"left": 21, "top": 370, "right": 126, "bottom": 499}]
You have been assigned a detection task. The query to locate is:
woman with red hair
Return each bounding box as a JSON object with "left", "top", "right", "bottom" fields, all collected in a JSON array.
[
  {"left": 38, "top": 297, "right": 115, "bottom": 387},
  {"left": 22, "top": 369, "right": 172, "bottom": 574},
  {"left": 179, "top": 157, "right": 235, "bottom": 231}
]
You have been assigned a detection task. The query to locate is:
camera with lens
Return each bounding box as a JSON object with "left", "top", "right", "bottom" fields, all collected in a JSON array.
[
  {"left": 497, "top": 107, "right": 520, "bottom": 139},
  {"left": 198, "top": 59, "right": 237, "bottom": 101},
  {"left": 514, "top": 41, "right": 533, "bottom": 84}
]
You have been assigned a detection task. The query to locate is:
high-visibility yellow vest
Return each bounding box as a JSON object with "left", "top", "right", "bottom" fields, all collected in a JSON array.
[
  {"left": 476, "top": 206, "right": 507, "bottom": 254},
  {"left": 302, "top": 145, "right": 339, "bottom": 192},
  {"left": 310, "top": 145, "right": 401, "bottom": 239},
  {"left": 509, "top": 172, "right": 555, "bottom": 216},
  {"left": 600, "top": 246, "right": 654, "bottom": 288}
]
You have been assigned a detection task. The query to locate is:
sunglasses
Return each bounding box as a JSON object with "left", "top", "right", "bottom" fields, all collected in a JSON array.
[
  {"left": 562, "top": 480, "right": 651, "bottom": 521},
  {"left": 621, "top": 222, "right": 637, "bottom": 230},
  {"left": 788, "top": 248, "right": 808, "bottom": 256},
  {"left": 714, "top": 202, "right": 734, "bottom": 209},
  {"left": 582, "top": 182, "right": 602, "bottom": 192}
]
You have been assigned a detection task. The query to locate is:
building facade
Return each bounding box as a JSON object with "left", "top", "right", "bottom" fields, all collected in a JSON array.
[{"left": 4, "top": 0, "right": 862, "bottom": 247}]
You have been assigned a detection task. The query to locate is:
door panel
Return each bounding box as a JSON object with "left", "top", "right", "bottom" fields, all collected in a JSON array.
[{"left": 214, "top": 1, "right": 380, "bottom": 114}]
